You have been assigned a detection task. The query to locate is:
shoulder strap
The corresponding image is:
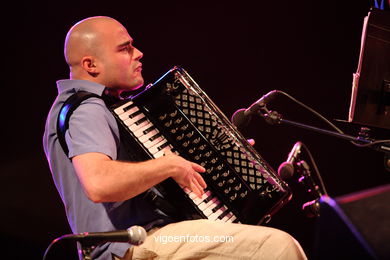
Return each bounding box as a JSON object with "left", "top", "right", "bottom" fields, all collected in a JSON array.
[{"left": 56, "top": 91, "right": 101, "bottom": 157}]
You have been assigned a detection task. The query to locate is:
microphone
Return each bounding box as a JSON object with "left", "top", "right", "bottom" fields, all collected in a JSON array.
[
  {"left": 277, "top": 141, "right": 302, "bottom": 180},
  {"left": 231, "top": 90, "right": 278, "bottom": 129},
  {"left": 61, "top": 225, "right": 147, "bottom": 246}
]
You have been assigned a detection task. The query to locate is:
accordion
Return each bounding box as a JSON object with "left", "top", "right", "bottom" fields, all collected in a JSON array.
[{"left": 110, "top": 67, "right": 291, "bottom": 225}]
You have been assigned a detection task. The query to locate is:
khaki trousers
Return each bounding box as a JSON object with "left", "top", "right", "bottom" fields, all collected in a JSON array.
[{"left": 113, "top": 219, "right": 307, "bottom": 260}]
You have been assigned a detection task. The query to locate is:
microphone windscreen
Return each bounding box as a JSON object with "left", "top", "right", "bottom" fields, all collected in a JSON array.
[
  {"left": 127, "top": 225, "right": 147, "bottom": 246},
  {"left": 231, "top": 108, "right": 251, "bottom": 130},
  {"left": 277, "top": 162, "right": 295, "bottom": 180}
]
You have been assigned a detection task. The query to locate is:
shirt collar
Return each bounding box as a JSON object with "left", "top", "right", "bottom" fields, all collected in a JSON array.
[{"left": 56, "top": 79, "right": 106, "bottom": 96}]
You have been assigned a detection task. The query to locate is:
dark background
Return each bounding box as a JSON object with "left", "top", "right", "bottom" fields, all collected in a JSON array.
[{"left": 2, "top": 0, "right": 389, "bottom": 259}]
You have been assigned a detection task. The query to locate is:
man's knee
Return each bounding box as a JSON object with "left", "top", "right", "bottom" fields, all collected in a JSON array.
[{"left": 259, "top": 229, "right": 307, "bottom": 260}]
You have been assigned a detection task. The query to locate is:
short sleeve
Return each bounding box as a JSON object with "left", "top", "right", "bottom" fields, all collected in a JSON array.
[{"left": 65, "top": 97, "right": 119, "bottom": 159}]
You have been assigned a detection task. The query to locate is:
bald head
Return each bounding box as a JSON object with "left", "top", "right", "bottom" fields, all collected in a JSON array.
[{"left": 64, "top": 16, "right": 121, "bottom": 68}]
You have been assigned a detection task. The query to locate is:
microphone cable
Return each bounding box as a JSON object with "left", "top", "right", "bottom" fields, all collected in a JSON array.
[
  {"left": 299, "top": 142, "right": 328, "bottom": 196},
  {"left": 42, "top": 235, "right": 73, "bottom": 260}
]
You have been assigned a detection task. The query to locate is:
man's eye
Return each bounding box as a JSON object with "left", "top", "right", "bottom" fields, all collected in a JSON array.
[{"left": 121, "top": 47, "right": 130, "bottom": 52}]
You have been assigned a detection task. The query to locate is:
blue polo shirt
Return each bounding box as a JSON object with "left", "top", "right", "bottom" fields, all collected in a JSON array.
[{"left": 43, "top": 79, "right": 171, "bottom": 259}]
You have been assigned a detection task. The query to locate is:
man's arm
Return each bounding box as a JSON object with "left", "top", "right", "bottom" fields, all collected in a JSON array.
[{"left": 72, "top": 152, "right": 206, "bottom": 203}]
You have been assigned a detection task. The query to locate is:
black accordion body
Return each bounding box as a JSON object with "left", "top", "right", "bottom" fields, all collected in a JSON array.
[{"left": 110, "top": 67, "right": 291, "bottom": 225}]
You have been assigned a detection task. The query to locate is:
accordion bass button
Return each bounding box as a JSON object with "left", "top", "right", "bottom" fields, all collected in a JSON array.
[
  {"left": 164, "top": 120, "right": 173, "bottom": 127},
  {"left": 176, "top": 133, "right": 185, "bottom": 141},
  {"left": 230, "top": 193, "right": 237, "bottom": 201},
  {"left": 192, "top": 137, "right": 201, "bottom": 144},
  {"left": 194, "top": 154, "right": 202, "bottom": 161},
  {"left": 221, "top": 169, "right": 229, "bottom": 176},
  {"left": 186, "top": 131, "right": 194, "bottom": 138},
  {"left": 234, "top": 183, "right": 242, "bottom": 191},
  {"left": 211, "top": 174, "right": 220, "bottom": 181},
  {"left": 169, "top": 110, "right": 178, "bottom": 117},
  {"left": 158, "top": 114, "right": 167, "bottom": 120},
  {"left": 174, "top": 117, "right": 183, "bottom": 124},
  {"left": 180, "top": 124, "right": 189, "bottom": 131},
  {"left": 227, "top": 177, "right": 235, "bottom": 184},
  {"left": 217, "top": 180, "right": 225, "bottom": 187},
  {"left": 240, "top": 191, "right": 248, "bottom": 198},
  {"left": 206, "top": 167, "right": 214, "bottom": 174},
  {"left": 210, "top": 158, "right": 219, "bottom": 164},
  {"left": 204, "top": 151, "right": 212, "bottom": 157}
]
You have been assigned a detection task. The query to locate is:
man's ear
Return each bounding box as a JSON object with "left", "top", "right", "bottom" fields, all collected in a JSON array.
[{"left": 81, "top": 56, "right": 99, "bottom": 76}]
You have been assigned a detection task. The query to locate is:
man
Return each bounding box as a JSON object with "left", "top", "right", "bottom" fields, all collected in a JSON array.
[{"left": 43, "top": 16, "right": 307, "bottom": 259}]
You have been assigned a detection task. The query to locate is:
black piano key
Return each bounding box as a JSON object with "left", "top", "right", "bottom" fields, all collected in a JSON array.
[
  {"left": 123, "top": 103, "right": 136, "bottom": 112},
  {"left": 211, "top": 203, "right": 223, "bottom": 213},
  {"left": 203, "top": 193, "right": 215, "bottom": 203},
  {"left": 149, "top": 133, "right": 162, "bottom": 142},
  {"left": 232, "top": 218, "right": 240, "bottom": 223},
  {"left": 157, "top": 141, "right": 170, "bottom": 151},
  {"left": 128, "top": 110, "right": 142, "bottom": 119},
  {"left": 218, "top": 208, "right": 231, "bottom": 220},
  {"left": 135, "top": 117, "right": 148, "bottom": 125},
  {"left": 143, "top": 126, "right": 155, "bottom": 135}
]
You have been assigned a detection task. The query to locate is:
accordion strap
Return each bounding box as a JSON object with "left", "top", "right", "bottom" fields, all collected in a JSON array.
[{"left": 56, "top": 91, "right": 101, "bottom": 157}]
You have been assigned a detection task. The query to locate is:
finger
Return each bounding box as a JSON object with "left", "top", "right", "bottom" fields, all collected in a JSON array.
[
  {"left": 189, "top": 179, "right": 203, "bottom": 198},
  {"left": 194, "top": 179, "right": 205, "bottom": 197},
  {"left": 247, "top": 139, "right": 255, "bottom": 146},
  {"left": 191, "top": 162, "right": 206, "bottom": 173},
  {"left": 193, "top": 172, "right": 207, "bottom": 189},
  {"left": 164, "top": 149, "right": 173, "bottom": 156}
]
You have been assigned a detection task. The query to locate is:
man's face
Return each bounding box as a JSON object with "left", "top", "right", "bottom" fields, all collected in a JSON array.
[{"left": 99, "top": 22, "right": 144, "bottom": 91}]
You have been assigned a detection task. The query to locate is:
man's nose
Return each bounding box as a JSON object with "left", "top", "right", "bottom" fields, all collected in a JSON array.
[{"left": 134, "top": 47, "right": 143, "bottom": 60}]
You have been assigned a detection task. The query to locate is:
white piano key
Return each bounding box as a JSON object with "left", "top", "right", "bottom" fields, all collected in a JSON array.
[
  {"left": 124, "top": 113, "right": 145, "bottom": 126},
  {"left": 208, "top": 208, "right": 226, "bottom": 221},
  {"left": 113, "top": 101, "right": 134, "bottom": 115},
  {"left": 144, "top": 136, "right": 165, "bottom": 149},
  {"left": 198, "top": 197, "right": 218, "bottom": 211},
  {"left": 201, "top": 199, "right": 221, "bottom": 216},
  {"left": 203, "top": 190, "right": 213, "bottom": 199},
  {"left": 187, "top": 192, "right": 206, "bottom": 206},
  {"left": 221, "top": 212, "right": 234, "bottom": 222},
  {"left": 187, "top": 190, "right": 209, "bottom": 201},
  {"left": 226, "top": 215, "right": 237, "bottom": 223},
  {"left": 138, "top": 129, "right": 159, "bottom": 142},
  {"left": 128, "top": 119, "right": 150, "bottom": 132},
  {"left": 133, "top": 122, "right": 155, "bottom": 138},
  {"left": 118, "top": 106, "right": 139, "bottom": 120},
  {"left": 203, "top": 208, "right": 214, "bottom": 217},
  {"left": 148, "top": 139, "right": 168, "bottom": 154},
  {"left": 203, "top": 202, "right": 222, "bottom": 217},
  {"left": 153, "top": 145, "right": 173, "bottom": 158}
]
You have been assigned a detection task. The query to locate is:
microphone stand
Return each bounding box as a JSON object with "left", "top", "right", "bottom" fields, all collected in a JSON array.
[
  {"left": 259, "top": 109, "right": 390, "bottom": 155},
  {"left": 257, "top": 106, "right": 389, "bottom": 218},
  {"left": 81, "top": 244, "right": 95, "bottom": 260}
]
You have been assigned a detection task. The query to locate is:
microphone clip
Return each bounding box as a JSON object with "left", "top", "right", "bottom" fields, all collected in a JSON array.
[
  {"left": 295, "top": 160, "right": 322, "bottom": 197},
  {"left": 262, "top": 109, "right": 282, "bottom": 125},
  {"left": 81, "top": 244, "right": 95, "bottom": 260}
]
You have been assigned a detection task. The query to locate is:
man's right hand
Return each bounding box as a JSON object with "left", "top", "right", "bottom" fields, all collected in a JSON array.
[{"left": 162, "top": 154, "right": 207, "bottom": 197}]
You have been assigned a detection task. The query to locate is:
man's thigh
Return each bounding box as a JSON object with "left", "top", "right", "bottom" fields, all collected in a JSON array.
[{"left": 124, "top": 219, "right": 306, "bottom": 260}]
